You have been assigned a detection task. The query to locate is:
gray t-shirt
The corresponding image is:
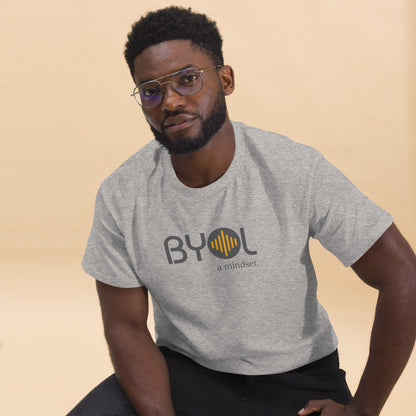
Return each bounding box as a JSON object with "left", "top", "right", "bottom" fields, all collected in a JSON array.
[{"left": 82, "top": 121, "right": 393, "bottom": 375}]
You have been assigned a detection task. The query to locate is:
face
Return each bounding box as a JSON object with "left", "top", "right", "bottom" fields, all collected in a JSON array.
[{"left": 132, "top": 40, "right": 234, "bottom": 154}]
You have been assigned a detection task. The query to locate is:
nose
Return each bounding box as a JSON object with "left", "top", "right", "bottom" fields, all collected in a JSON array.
[{"left": 160, "top": 83, "right": 186, "bottom": 112}]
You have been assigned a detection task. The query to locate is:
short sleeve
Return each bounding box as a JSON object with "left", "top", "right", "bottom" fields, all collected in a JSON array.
[
  {"left": 308, "top": 155, "right": 393, "bottom": 267},
  {"left": 81, "top": 186, "right": 144, "bottom": 288}
]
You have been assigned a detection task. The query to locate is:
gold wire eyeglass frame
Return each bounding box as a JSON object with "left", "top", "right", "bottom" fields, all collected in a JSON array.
[{"left": 130, "top": 65, "right": 222, "bottom": 109}]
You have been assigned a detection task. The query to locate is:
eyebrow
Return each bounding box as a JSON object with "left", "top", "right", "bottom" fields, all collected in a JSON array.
[{"left": 138, "top": 64, "right": 196, "bottom": 86}]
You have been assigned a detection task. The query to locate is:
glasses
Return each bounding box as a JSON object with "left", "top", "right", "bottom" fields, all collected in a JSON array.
[{"left": 131, "top": 65, "right": 222, "bottom": 109}]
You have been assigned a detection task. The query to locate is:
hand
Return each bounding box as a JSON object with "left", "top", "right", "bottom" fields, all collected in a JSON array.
[{"left": 298, "top": 399, "right": 361, "bottom": 416}]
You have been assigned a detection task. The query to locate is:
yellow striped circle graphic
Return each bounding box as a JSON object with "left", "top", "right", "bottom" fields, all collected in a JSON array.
[{"left": 207, "top": 228, "right": 241, "bottom": 259}]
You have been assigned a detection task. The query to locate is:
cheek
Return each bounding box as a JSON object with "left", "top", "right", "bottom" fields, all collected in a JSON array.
[
  {"left": 198, "top": 89, "right": 219, "bottom": 115},
  {"left": 143, "top": 110, "right": 160, "bottom": 130}
]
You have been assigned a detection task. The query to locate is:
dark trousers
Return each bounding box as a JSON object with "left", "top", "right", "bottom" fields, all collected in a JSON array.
[{"left": 67, "top": 347, "right": 352, "bottom": 416}]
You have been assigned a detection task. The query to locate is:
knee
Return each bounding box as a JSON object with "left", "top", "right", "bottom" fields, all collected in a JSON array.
[{"left": 66, "top": 374, "right": 137, "bottom": 416}]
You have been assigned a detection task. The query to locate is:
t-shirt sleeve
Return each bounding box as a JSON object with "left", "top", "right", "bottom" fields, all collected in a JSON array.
[
  {"left": 308, "top": 155, "right": 393, "bottom": 267},
  {"left": 81, "top": 186, "right": 144, "bottom": 288}
]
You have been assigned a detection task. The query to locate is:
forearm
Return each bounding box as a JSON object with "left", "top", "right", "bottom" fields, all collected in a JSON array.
[
  {"left": 106, "top": 326, "right": 176, "bottom": 416},
  {"left": 349, "top": 285, "right": 416, "bottom": 416}
]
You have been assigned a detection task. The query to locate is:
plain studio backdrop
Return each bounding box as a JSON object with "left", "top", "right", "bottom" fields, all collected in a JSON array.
[{"left": 1, "top": 1, "right": 415, "bottom": 415}]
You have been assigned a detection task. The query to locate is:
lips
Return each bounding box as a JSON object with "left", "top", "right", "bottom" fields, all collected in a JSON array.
[{"left": 163, "top": 114, "right": 197, "bottom": 133}]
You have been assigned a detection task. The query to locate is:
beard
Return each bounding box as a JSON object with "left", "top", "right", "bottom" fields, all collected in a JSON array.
[{"left": 149, "top": 91, "right": 227, "bottom": 155}]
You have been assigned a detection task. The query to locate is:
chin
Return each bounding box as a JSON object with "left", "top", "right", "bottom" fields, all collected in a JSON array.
[{"left": 152, "top": 126, "right": 212, "bottom": 155}]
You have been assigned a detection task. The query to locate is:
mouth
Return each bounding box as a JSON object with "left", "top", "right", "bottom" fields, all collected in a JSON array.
[{"left": 163, "top": 115, "right": 197, "bottom": 133}]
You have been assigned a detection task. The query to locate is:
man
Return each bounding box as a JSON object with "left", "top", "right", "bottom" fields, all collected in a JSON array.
[{"left": 68, "top": 6, "right": 416, "bottom": 416}]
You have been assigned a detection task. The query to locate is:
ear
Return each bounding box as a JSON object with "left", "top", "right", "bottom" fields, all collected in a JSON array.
[{"left": 219, "top": 65, "right": 235, "bottom": 96}]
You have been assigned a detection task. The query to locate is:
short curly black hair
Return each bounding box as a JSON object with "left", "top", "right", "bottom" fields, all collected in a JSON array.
[{"left": 124, "top": 6, "right": 224, "bottom": 80}]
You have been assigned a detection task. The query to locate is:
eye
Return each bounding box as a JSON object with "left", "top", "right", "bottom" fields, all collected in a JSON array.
[
  {"left": 140, "top": 84, "right": 161, "bottom": 97},
  {"left": 179, "top": 73, "right": 199, "bottom": 85}
]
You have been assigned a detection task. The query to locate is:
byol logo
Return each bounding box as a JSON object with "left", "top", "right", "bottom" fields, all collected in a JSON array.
[{"left": 164, "top": 227, "right": 257, "bottom": 264}]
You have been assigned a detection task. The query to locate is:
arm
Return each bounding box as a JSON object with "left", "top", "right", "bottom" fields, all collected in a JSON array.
[
  {"left": 96, "top": 280, "right": 176, "bottom": 416},
  {"left": 299, "top": 223, "right": 416, "bottom": 416}
]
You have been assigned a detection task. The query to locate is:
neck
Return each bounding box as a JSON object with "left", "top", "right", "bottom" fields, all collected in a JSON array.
[{"left": 170, "top": 118, "right": 235, "bottom": 188}]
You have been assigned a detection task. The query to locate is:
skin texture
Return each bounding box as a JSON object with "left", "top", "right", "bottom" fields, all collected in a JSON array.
[{"left": 98, "top": 39, "right": 416, "bottom": 416}]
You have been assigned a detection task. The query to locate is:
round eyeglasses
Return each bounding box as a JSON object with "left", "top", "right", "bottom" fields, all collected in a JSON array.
[{"left": 131, "top": 65, "right": 222, "bottom": 109}]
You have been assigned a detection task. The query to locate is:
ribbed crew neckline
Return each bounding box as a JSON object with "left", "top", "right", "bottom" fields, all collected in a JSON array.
[{"left": 161, "top": 121, "right": 245, "bottom": 198}]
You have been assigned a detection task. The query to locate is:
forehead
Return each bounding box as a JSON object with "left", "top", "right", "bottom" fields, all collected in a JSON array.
[{"left": 133, "top": 39, "right": 213, "bottom": 85}]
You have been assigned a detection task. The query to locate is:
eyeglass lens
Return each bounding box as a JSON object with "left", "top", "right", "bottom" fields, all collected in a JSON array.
[{"left": 136, "top": 68, "right": 203, "bottom": 108}]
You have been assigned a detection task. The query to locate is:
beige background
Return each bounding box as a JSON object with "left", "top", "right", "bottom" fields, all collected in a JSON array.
[{"left": 1, "top": 0, "right": 415, "bottom": 414}]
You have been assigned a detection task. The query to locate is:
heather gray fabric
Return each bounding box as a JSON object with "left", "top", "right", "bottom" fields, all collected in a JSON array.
[{"left": 82, "top": 121, "right": 392, "bottom": 375}]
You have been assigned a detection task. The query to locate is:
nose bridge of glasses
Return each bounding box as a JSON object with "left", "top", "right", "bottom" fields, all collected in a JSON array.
[
  {"left": 159, "top": 79, "right": 175, "bottom": 90},
  {"left": 140, "top": 75, "right": 174, "bottom": 92},
  {"left": 158, "top": 80, "right": 189, "bottom": 110},
  {"left": 157, "top": 70, "right": 183, "bottom": 89},
  {"left": 159, "top": 79, "right": 183, "bottom": 97}
]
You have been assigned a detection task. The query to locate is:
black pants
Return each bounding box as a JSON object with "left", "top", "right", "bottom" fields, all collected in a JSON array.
[{"left": 67, "top": 347, "right": 352, "bottom": 416}]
